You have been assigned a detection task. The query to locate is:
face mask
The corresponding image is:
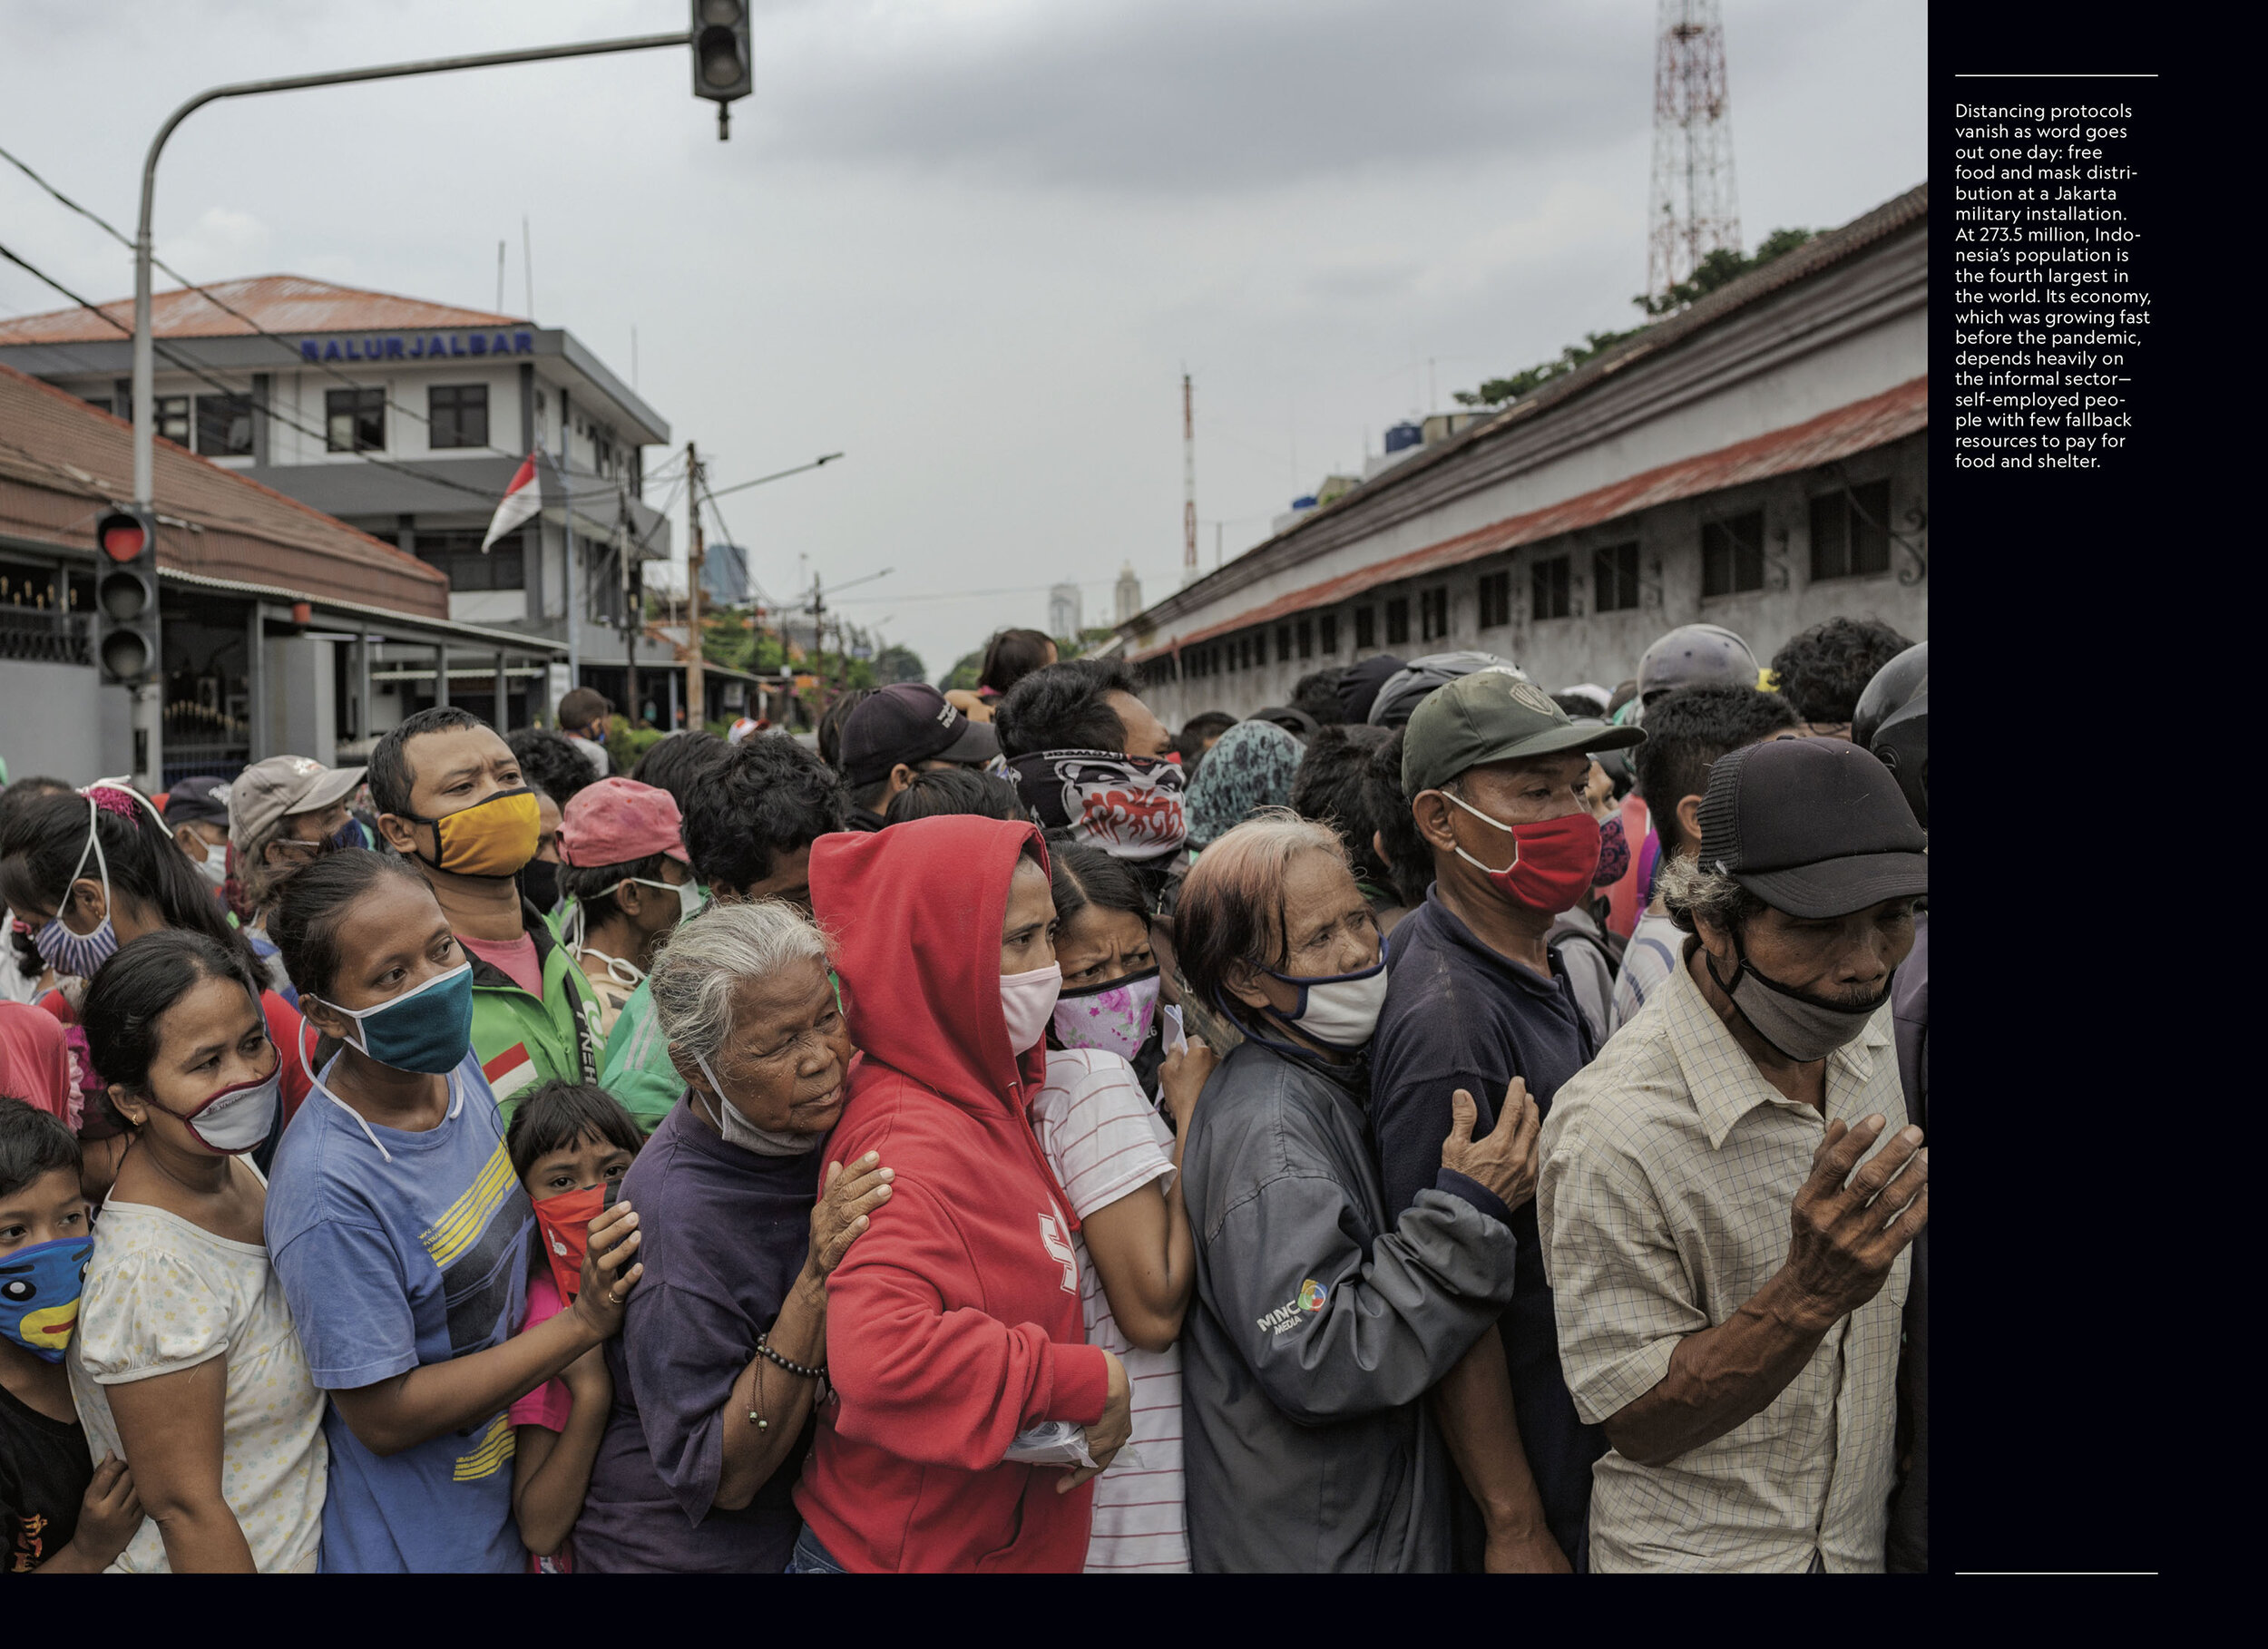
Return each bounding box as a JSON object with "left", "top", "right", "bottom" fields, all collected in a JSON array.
[
  {"left": 34, "top": 797, "right": 120, "bottom": 979},
  {"left": 1442, "top": 794, "right": 1602, "bottom": 915},
  {"left": 690, "top": 1049, "right": 823, "bottom": 1156},
  {"left": 1008, "top": 751, "right": 1188, "bottom": 860},
  {"left": 1000, "top": 962, "right": 1063, "bottom": 1054},
  {"left": 0, "top": 1236, "right": 93, "bottom": 1363},
  {"left": 519, "top": 858, "right": 562, "bottom": 913},
  {"left": 1260, "top": 946, "right": 1390, "bottom": 1049},
  {"left": 532, "top": 1183, "right": 606, "bottom": 1303},
  {"left": 1705, "top": 936, "right": 1892, "bottom": 1063},
  {"left": 189, "top": 839, "right": 230, "bottom": 891},
  {"left": 315, "top": 961, "right": 475, "bottom": 1076},
  {"left": 1591, "top": 812, "right": 1630, "bottom": 889},
  {"left": 1050, "top": 966, "right": 1160, "bottom": 1060},
  {"left": 404, "top": 788, "right": 541, "bottom": 879},
  {"left": 616, "top": 876, "right": 699, "bottom": 926},
  {"left": 148, "top": 1062, "right": 282, "bottom": 1155}
]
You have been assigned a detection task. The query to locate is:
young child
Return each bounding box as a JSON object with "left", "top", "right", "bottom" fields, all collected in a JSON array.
[
  {"left": 503, "top": 1080, "right": 643, "bottom": 1572},
  {"left": 0, "top": 1095, "right": 145, "bottom": 1572}
]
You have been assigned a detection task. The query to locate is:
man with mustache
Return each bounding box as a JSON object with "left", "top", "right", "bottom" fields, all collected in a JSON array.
[{"left": 1536, "top": 737, "right": 1929, "bottom": 1572}]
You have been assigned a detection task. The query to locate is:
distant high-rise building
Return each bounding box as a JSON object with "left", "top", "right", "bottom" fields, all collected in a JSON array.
[
  {"left": 1048, "top": 581, "right": 1083, "bottom": 639},
  {"left": 1115, "top": 562, "right": 1143, "bottom": 626}
]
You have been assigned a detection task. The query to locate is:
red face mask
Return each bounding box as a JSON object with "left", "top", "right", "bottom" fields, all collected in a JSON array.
[
  {"left": 531, "top": 1184, "right": 607, "bottom": 1302},
  {"left": 1443, "top": 795, "right": 1602, "bottom": 915}
]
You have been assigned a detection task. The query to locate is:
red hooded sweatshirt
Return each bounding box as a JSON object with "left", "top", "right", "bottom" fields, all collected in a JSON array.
[{"left": 793, "top": 816, "right": 1111, "bottom": 1573}]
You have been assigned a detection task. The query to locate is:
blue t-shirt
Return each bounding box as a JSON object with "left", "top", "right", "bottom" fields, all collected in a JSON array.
[{"left": 266, "top": 1049, "right": 533, "bottom": 1574}]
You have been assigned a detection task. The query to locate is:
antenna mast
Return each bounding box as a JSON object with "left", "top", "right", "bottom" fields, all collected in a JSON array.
[
  {"left": 1182, "top": 370, "right": 1198, "bottom": 587},
  {"left": 1647, "top": 0, "right": 1742, "bottom": 302}
]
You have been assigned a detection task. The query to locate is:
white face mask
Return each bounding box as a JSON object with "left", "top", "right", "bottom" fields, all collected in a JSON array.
[
  {"left": 1000, "top": 963, "right": 1063, "bottom": 1054},
  {"left": 154, "top": 1066, "right": 281, "bottom": 1155},
  {"left": 628, "top": 876, "right": 702, "bottom": 924},
  {"left": 691, "top": 1049, "right": 823, "bottom": 1157},
  {"left": 1257, "top": 948, "right": 1391, "bottom": 1049},
  {"left": 188, "top": 842, "right": 230, "bottom": 891}
]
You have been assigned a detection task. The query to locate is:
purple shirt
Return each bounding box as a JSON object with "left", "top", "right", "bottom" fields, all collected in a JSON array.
[{"left": 571, "top": 1099, "right": 822, "bottom": 1573}]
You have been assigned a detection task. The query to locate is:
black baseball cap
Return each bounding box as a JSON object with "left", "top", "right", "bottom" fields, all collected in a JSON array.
[
  {"left": 163, "top": 776, "right": 231, "bottom": 829},
  {"left": 1696, "top": 737, "right": 1927, "bottom": 919},
  {"left": 838, "top": 683, "right": 999, "bottom": 788}
]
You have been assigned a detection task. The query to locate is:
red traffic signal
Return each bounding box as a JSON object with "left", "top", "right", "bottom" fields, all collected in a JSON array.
[{"left": 98, "top": 509, "right": 152, "bottom": 563}]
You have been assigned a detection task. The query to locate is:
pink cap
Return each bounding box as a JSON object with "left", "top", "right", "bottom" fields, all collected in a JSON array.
[{"left": 557, "top": 777, "right": 689, "bottom": 868}]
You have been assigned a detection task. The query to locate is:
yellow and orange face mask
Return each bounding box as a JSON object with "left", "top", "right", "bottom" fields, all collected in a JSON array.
[{"left": 403, "top": 788, "right": 542, "bottom": 879}]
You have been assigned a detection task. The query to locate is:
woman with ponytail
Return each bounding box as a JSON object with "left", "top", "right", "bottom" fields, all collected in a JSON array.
[{"left": 0, "top": 784, "right": 317, "bottom": 1165}]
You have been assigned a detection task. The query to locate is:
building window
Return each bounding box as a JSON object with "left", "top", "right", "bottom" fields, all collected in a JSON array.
[
  {"left": 428, "top": 385, "right": 489, "bottom": 450},
  {"left": 326, "top": 387, "right": 386, "bottom": 454},
  {"left": 154, "top": 395, "right": 190, "bottom": 445},
  {"left": 193, "top": 395, "right": 254, "bottom": 458},
  {"left": 1321, "top": 612, "right": 1339, "bottom": 655},
  {"left": 1701, "top": 510, "right": 1765, "bottom": 597},
  {"left": 1354, "top": 606, "right": 1375, "bottom": 649},
  {"left": 1809, "top": 483, "right": 1892, "bottom": 581},
  {"left": 415, "top": 529, "right": 523, "bottom": 591},
  {"left": 1531, "top": 554, "right": 1570, "bottom": 620},
  {"left": 1385, "top": 597, "right": 1410, "bottom": 645},
  {"left": 1593, "top": 542, "right": 1640, "bottom": 611},
  {"left": 1419, "top": 586, "right": 1449, "bottom": 641},
  {"left": 1296, "top": 618, "right": 1313, "bottom": 659},
  {"left": 1477, "top": 570, "right": 1510, "bottom": 629},
  {"left": 82, "top": 392, "right": 116, "bottom": 415}
]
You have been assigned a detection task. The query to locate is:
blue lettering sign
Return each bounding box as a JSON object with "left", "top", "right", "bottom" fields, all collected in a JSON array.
[
  {"left": 513, "top": 333, "right": 533, "bottom": 355},
  {"left": 468, "top": 334, "right": 486, "bottom": 356},
  {"left": 449, "top": 336, "right": 466, "bottom": 356},
  {"left": 385, "top": 337, "right": 405, "bottom": 358},
  {"left": 323, "top": 340, "right": 343, "bottom": 361},
  {"left": 407, "top": 336, "right": 424, "bottom": 358},
  {"left": 491, "top": 333, "right": 510, "bottom": 356},
  {"left": 299, "top": 340, "right": 319, "bottom": 362}
]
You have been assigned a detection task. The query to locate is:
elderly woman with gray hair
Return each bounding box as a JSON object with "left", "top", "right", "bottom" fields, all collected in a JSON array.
[{"left": 570, "top": 901, "right": 894, "bottom": 1573}]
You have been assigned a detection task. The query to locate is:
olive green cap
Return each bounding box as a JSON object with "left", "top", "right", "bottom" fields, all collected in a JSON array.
[{"left": 1401, "top": 667, "right": 1645, "bottom": 796}]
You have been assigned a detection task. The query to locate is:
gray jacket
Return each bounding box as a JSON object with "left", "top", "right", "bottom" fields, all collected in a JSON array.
[{"left": 1179, "top": 1038, "right": 1520, "bottom": 1573}]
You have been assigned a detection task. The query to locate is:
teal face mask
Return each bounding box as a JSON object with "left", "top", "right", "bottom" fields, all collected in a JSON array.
[{"left": 315, "top": 961, "right": 475, "bottom": 1075}]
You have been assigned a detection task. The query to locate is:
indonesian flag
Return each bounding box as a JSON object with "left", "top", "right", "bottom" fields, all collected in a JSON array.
[{"left": 481, "top": 453, "right": 542, "bottom": 551}]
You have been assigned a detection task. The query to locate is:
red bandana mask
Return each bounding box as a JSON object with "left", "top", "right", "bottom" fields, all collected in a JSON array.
[
  {"left": 532, "top": 1184, "right": 606, "bottom": 1302},
  {"left": 1444, "top": 798, "right": 1603, "bottom": 915}
]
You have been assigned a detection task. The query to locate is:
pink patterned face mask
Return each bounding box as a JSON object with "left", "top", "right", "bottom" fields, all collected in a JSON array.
[{"left": 1048, "top": 968, "right": 1161, "bottom": 1061}]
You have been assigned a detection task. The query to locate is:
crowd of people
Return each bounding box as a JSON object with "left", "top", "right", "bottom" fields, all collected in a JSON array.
[{"left": 0, "top": 610, "right": 1928, "bottom": 1574}]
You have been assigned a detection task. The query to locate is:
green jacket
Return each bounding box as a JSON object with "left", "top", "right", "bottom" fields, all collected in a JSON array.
[
  {"left": 465, "top": 900, "right": 603, "bottom": 1124},
  {"left": 598, "top": 975, "right": 679, "bottom": 1133}
]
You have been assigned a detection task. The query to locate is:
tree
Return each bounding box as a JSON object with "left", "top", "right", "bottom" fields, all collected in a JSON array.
[
  {"left": 940, "top": 649, "right": 983, "bottom": 692},
  {"left": 1455, "top": 227, "right": 1818, "bottom": 409},
  {"left": 873, "top": 643, "right": 925, "bottom": 685}
]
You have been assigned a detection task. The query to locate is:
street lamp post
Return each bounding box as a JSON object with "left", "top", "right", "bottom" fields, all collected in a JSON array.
[{"left": 127, "top": 27, "right": 702, "bottom": 786}]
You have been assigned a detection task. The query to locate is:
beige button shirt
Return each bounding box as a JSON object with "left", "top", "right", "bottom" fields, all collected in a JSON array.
[{"left": 1537, "top": 940, "right": 1909, "bottom": 1573}]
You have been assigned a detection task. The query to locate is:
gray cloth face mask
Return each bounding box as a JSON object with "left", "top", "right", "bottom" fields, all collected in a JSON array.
[
  {"left": 691, "top": 1049, "right": 823, "bottom": 1157},
  {"left": 1706, "top": 940, "right": 1890, "bottom": 1064}
]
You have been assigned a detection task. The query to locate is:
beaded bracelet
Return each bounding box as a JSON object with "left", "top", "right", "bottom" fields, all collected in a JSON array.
[{"left": 746, "top": 1333, "right": 826, "bottom": 1432}]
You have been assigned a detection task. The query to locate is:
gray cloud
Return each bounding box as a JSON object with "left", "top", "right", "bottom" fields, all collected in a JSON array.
[{"left": 748, "top": 0, "right": 1639, "bottom": 193}]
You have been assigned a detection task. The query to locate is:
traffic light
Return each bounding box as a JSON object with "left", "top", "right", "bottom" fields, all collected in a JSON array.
[
  {"left": 690, "top": 1, "right": 752, "bottom": 138},
  {"left": 92, "top": 508, "right": 160, "bottom": 686}
]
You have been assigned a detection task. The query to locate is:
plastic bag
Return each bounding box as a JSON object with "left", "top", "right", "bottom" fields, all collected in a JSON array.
[{"left": 1001, "top": 1420, "right": 1141, "bottom": 1471}]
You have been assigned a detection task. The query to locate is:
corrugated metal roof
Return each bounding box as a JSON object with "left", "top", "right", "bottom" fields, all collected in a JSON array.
[
  {"left": 0, "top": 360, "right": 450, "bottom": 619},
  {"left": 0, "top": 274, "right": 527, "bottom": 346},
  {"left": 1131, "top": 375, "right": 1927, "bottom": 663}
]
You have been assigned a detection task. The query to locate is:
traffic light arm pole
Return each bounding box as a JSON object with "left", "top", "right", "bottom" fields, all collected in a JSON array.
[{"left": 130, "top": 30, "right": 691, "bottom": 510}]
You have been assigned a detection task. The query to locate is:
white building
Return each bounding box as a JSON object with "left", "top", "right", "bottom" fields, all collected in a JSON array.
[
  {"left": 1048, "top": 581, "right": 1083, "bottom": 639},
  {"left": 0, "top": 275, "right": 674, "bottom": 743},
  {"left": 1120, "top": 185, "right": 1929, "bottom": 723},
  {"left": 1114, "top": 561, "right": 1144, "bottom": 627}
]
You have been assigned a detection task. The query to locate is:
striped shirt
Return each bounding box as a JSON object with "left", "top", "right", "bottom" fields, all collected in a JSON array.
[
  {"left": 1538, "top": 938, "right": 1910, "bottom": 1573},
  {"left": 1030, "top": 1049, "right": 1190, "bottom": 1574}
]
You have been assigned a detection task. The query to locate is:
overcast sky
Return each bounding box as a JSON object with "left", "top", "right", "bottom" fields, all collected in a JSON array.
[{"left": 1, "top": 0, "right": 1924, "bottom": 678}]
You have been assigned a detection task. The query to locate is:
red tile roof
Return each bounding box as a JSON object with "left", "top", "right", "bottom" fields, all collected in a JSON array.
[
  {"left": 1132, "top": 375, "right": 1928, "bottom": 663},
  {"left": 0, "top": 360, "right": 449, "bottom": 618},
  {"left": 0, "top": 274, "right": 527, "bottom": 346}
]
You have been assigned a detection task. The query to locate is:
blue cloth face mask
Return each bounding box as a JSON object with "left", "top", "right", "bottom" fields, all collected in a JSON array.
[
  {"left": 0, "top": 1236, "right": 93, "bottom": 1363},
  {"left": 314, "top": 961, "right": 475, "bottom": 1076},
  {"left": 33, "top": 796, "right": 119, "bottom": 979}
]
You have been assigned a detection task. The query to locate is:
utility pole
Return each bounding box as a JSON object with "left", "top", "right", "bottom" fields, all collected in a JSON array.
[
  {"left": 685, "top": 441, "right": 705, "bottom": 728},
  {"left": 1181, "top": 370, "right": 1198, "bottom": 587}
]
